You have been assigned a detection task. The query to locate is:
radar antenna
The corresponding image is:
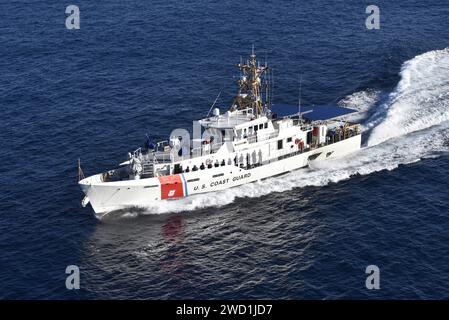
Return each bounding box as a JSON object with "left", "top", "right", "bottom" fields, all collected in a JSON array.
[{"left": 231, "top": 47, "right": 270, "bottom": 117}]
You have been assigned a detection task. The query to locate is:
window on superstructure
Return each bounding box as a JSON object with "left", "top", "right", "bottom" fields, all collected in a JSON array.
[
  {"left": 254, "top": 125, "right": 258, "bottom": 132},
  {"left": 264, "top": 123, "right": 268, "bottom": 129},
  {"left": 277, "top": 140, "right": 283, "bottom": 150},
  {"left": 287, "top": 137, "right": 292, "bottom": 143},
  {"left": 259, "top": 124, "right": 263, "bottom": 130}
]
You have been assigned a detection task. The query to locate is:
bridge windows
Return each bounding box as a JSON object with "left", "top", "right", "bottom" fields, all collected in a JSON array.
[{"left": 237, "top": 122, "right": 270, "bottom": 140}]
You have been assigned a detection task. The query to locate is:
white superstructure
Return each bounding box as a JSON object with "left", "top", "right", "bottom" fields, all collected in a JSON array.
[{"left": 79, "top": 51, "right": 362, "bottom": 218}]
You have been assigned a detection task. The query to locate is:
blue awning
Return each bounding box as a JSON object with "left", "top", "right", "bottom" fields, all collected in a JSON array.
[{"left": 271, "top": 104, "right": 357, "bottom": 121}]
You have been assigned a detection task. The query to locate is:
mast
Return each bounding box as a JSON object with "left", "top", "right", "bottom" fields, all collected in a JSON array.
[{"left": 232, "top": 47, "right": 270, "bottom": 117}]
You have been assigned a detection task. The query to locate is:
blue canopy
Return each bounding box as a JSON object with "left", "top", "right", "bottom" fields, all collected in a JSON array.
[{"left": 271, "top": 104, "right": 357, "bottom": 121}]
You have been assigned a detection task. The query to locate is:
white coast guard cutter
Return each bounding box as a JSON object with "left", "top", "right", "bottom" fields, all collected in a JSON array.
[{"left": 79, "top": 51, "right": 361, "bottom": 218}]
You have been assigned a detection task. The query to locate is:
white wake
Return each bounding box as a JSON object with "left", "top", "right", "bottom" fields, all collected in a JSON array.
[
  {"left": 367, "top": 48, "right": 449, "bottom": 146},
  {"left": 135, "top": 49, "right": 449, "bottom": 215}
]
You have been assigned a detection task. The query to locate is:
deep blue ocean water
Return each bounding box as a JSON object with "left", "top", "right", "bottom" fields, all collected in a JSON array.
[{"left": 1, "top": 0, "right": 449, "bottom": 299}]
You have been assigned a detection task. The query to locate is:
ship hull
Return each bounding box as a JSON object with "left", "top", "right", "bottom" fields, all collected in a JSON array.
[{"left": 79, "top": 134, "right": 361, "bottom": 218}]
